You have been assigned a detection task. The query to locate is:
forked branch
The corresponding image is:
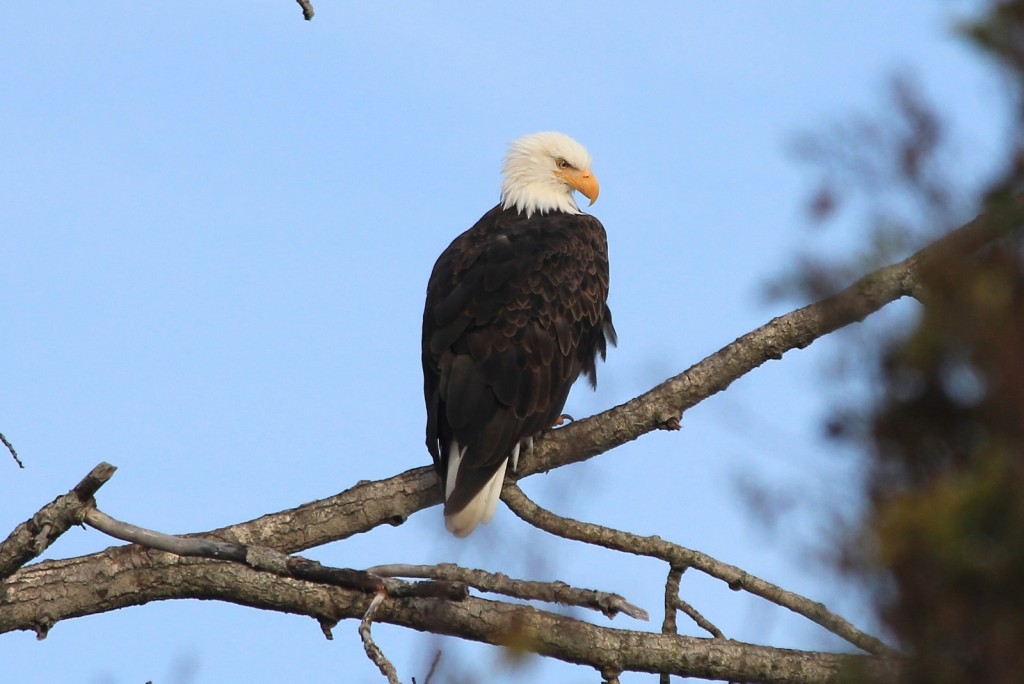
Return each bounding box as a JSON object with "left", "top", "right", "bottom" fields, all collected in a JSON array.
[
  {"left": 4, "top": 202, "right": 1015, "bottom": 680},
  {"left": 501, "top": 483, "right": 896, "bottom": 658},
  {"left": 367, "top": 563, "right": 648, "bottom": 621},
  {"left": 0, "top": 462, "right": 116, "bottom": 581}
]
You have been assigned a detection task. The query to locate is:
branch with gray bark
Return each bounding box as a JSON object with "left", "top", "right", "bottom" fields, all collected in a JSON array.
[
  {"left": 367, "top": 562, "right": 649, "bottom": 621},
  {"left": 2, "top": 201, "right": 1018, "bottom": 681},
  {"left": 502, "top": 483, "right": 896, "bottom": 658},
  {"left": 295, "top": 0, "right": 314, "bottom": 21},
  {"left": 1, "top": 533, "right": 898, "bottom": 683}
]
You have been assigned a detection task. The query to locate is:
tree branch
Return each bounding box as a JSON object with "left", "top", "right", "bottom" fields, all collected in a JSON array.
[
  {"left": 0, "top": 544, "right": 897, "bottom": 682},
  {"left": 367, "top": 563, "right": 648, "bottom": 621},
  {"left": 515, "top": 197, "right": 1021, "bottom": 480},
  {"left": 0, "top": 462, "right": 116, "bottom": 581},
  {"left": 660, "top": 566, "right": 684, "bottom": 684},
  {"left": 501, "top": 483, "right": 896, "bottom": 658},
  {"left": 2, "top": 205, "right": 1013, "bottom": 678},
  {"left": 675, "top": 595, "right": 726, "bottom": 640},
  {"left": 82, "top": 507, "right": 466, "bottom": 602}
]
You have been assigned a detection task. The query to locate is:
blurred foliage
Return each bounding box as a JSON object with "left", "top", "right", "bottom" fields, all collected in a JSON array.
[
  {"left": 825, "top": 2, "right": 1024, "bottom": 682},
  {"left": 866, "top": 220, "right": 1024, "bottom": 683}
]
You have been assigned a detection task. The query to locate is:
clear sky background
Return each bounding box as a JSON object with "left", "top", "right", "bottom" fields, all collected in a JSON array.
[{"left": 0, "top": 2, "right": 1004, "bottom": 683}]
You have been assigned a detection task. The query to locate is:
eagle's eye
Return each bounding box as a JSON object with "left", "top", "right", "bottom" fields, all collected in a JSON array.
[{"left": 556, "top": 158, "right": 572, "bottom": 170}]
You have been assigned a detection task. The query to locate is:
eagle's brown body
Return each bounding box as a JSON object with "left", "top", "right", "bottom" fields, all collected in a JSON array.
[{"left": 422, "top": 203, "right": 615, "bottom": 533}]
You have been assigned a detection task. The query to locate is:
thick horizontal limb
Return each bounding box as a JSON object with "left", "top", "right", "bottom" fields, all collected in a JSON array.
[
  {"left": 1, "top": 204, "right": 1013, "bottom": 672},
  {"left": 0, "top": 546, "right": 898, "bottom": 682}
]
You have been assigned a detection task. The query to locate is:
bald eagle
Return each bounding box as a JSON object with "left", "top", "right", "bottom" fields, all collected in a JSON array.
[{"left": 422, "top": 132, "right": 615, "bottom": 537}]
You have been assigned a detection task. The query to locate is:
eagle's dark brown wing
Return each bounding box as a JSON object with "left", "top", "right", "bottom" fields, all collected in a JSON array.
[{"left": 422, "top": 204, "right": 614, "bottom": 527}]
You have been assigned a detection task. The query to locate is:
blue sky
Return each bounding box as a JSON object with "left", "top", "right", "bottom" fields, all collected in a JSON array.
[{"left": 1, "top": 2, "right": 1003, "bottom": 682}]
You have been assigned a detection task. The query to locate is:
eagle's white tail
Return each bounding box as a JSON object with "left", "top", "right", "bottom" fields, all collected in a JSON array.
[{"left": 444, "top": 441, "right": 509, "bottom": 538}]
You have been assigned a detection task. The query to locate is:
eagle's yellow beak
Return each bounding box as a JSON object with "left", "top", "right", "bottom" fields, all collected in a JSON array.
[{"left": 556, "top": 167, "right": 600, "bottom": 206}]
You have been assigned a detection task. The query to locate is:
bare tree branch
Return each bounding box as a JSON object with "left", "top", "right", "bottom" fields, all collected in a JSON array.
[
  {"left": 0, "top": 549, "right": 899, "bottom": 682},
  {"left": 73, "top": 201, "right": 1008, "bottom": 563},
  {"left": 675, "top": 596, "right": 726, "bottom": 640},
  {"left": 501, "top": 483, "right": 896, "bottom": 658},
  {"left": 515, "top": 197, "right": 1021, "bottom": 482},
  {"left": 367, "top": 563, "right": 648, "bottom": 621},
  {"left": 82, "top": 507, "right": 466, "bottom": 603},
  {"left": 660, "top": 566, "right": 684, "bottom": 684},
  {"left": 3, "top": 204, "right": 1015, "bottom": 679},
  {"left": 84, "top": 508, "right": 247, "bottom": 560},
  {"left": 661, "top": 562, "right": 726, "bottom": 643},
  {"left": 0, "top": 462, "right": 116, "bottom": 581},
  {"left": 662, "top": 565, "right": 683, "bottom": 636}
]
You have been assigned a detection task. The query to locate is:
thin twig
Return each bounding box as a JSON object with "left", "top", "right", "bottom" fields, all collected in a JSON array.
[
  {"left": 502, "top": 483, "right": 897, "bottom": 658},
  {"left": 1, "top": 432, "right": 23, "bottom": 469},
  {"left": 360, "top": 592, "right": 400, "bottom": 684},
  {"left": 0, "top": 462, "right": 116, "bottom": 580},
  {"left": 367, "top": 563, "right": 647, "bottom": 621},
  {"left": 675, "top": 597, "right": 725, "bottom": 639},
  {"left": 85, "top": 508, "right": 247, "bottom": 561},
  {"left": 83, "top": 508, "right": 467, "bottom": 601},
  {"left": 422, "top": 650, "right": 442, "bottom": 684}
]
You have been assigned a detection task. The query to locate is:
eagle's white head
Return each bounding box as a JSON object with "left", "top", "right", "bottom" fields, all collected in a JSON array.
[{"left": 500, "top": 132, "right": 600, "bottom": 219}]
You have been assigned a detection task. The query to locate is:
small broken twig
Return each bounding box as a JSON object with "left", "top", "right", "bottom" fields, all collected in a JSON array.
[
  {"left": 1, "top": 432, "right": 23, "bottom": 468},
  {"left": 0, "top": 462, "right": 116, "bottom": 580}
]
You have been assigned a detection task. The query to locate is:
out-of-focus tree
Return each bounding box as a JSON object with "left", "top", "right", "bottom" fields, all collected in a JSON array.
[{"left": 803, "top": 3, "right": 1024, "bottom": 682}]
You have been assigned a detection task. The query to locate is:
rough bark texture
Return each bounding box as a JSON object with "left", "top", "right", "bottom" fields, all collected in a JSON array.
[
  {"left": 0, "top": 462, "right": 116, "bottom": 581},
  {"left": 0, "top": 544, "right": 899, "bottom": 681},
  {"left": 2, "top": 203, "right": 1015, "bottom": 681}
]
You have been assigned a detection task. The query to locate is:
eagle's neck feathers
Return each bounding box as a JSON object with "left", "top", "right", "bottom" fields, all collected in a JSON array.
[{"left": 500, "top": 176, "right": 581, "bottom": 219}]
